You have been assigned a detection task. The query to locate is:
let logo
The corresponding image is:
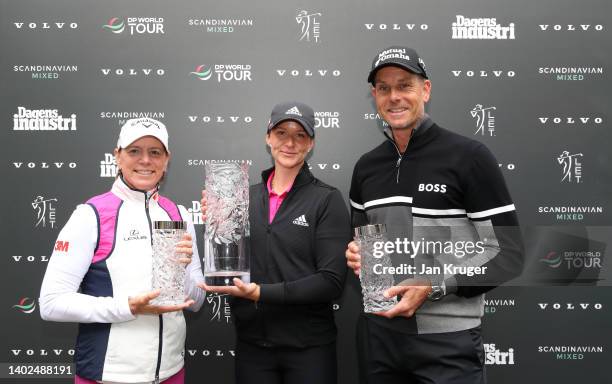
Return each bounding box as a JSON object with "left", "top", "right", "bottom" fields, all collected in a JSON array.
[{"left": 54, "top": 241, "right": 69, "bottom": 252}]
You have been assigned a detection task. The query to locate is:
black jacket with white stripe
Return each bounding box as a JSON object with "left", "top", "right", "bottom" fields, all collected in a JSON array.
[
  {"left": 350, "top": 116, "right": 524, "bottom": 334},
  {"left": 231, "top": 164, "right": 351, "bottom": 347}
]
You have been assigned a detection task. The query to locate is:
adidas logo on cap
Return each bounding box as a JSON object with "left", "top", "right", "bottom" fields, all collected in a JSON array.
[
  {"left": 292, "top": 214, "right": 309, "bottom": 227},
  {"left": 285, "top": 106, "right": 302, "bottom": 116}
]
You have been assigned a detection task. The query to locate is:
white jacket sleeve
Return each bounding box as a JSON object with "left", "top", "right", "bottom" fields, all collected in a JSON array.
[
  {"left": 180, "top": 205, "right": 206, "bottom": 312},
  {"left": 39, "top": 204, "right": 135, "bottom": 323}
]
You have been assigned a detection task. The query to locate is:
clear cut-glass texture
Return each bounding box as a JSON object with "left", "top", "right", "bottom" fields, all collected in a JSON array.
[
  {"left": 151, "top": 221, "right": 186, "bottom": 305},
  {"left": 204, "top": 161, "right": 250, "bottom": 286},
  {"left": 355, "top": 224, "right": 397, "bottom": 313}
]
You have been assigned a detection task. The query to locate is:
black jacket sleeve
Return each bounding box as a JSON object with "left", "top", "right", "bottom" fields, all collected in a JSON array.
[{"left": 446, "top": 143, "right": 525, "bottom": 297}]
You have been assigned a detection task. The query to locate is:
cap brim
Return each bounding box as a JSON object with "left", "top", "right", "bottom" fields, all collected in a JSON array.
[
  {"left": 268, "top": 117, "right": 315, "bottom": 137},
  {"left": 368, "top": 62, "right": 428, "bottom": 84},
  {"left": 117, "top": 133, "right": 169, "bottom": 151}
]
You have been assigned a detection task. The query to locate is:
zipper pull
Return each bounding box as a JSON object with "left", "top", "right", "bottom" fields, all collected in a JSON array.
[
  {"left": 396, "top": 156, "right": 402, "bottom": 184},
  {"left": 145, "top": 191, "right": 152, "bottom": 209}
]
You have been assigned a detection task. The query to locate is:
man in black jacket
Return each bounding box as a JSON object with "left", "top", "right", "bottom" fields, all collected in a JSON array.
[{"left": 345, "top": 46, "right": 524, "bottom": 383}]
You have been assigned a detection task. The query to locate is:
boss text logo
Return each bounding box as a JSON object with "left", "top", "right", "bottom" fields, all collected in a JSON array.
[{"left": 418, "top": 183, "right": 447, "bottom": 193}]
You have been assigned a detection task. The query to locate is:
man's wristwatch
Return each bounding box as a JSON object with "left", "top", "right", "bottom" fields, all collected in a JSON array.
[{"left": 427, "top": 281, "right": 446, "bottom": 301}]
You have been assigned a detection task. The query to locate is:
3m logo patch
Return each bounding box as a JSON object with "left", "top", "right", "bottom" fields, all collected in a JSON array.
[{"left": 54, "top": 241, "right": 69, "bottom": 252}]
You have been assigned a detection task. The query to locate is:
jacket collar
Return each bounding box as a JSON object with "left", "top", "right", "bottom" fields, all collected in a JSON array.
[
  {"left": 383, "top": 113, "right": 434, "bottom": 143},
  {"left": 111, "top": 175, "right": 159, "bottom": 203},
  {"left": 261, "top": 162, "right": 314, "bottom": 190}
]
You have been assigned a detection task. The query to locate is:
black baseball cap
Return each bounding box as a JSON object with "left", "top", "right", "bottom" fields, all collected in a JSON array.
[
  {"left": 367, "top": 46, "right": 428, "bottom": 84},
  {"left": 267, "top": 101, "right": 315, "bottom": 137}
]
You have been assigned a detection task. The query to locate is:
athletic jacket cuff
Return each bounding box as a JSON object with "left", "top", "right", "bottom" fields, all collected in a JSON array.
[
  {"left": 259, "top": 283, "right": 285, "bottom": 304},
  {"left": 119, "top": 296, "right": 136, "bottom": 321},
  {"left": 443, "top": 276, "right": 458, "bottom": 295}
]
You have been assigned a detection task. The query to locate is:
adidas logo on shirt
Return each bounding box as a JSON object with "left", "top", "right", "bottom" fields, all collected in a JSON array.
[
  {"left": 292, "top": 214, "right": 309, "bottom": 227},
  {"left": 285, "top": 106, "right": 302, "bottom": 116}
]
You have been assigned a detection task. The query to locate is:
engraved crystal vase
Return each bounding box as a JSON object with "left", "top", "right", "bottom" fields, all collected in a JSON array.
[
  {"left": 151, "top": 221, "right": 186, "bottom": 305},
  {"left": 355, "top": 224, "right": 397, "bottom": 313},
  {"left": 204, "top": 161, "right": 250, "bottom": 286}
]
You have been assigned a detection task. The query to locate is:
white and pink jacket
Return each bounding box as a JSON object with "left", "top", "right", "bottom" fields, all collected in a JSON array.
[{"left": 40, "top": 177, "right": 205, "bottom": 383}]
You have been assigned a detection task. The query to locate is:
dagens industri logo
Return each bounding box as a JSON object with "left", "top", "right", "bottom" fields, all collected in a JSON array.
[{"left": 13, "top": 107, "right": 76, "bottom": 131}]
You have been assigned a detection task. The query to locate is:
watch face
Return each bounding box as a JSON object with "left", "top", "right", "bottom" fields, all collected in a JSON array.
[{"left": 429, "top": 287, "right": 443, "bottom": 301}]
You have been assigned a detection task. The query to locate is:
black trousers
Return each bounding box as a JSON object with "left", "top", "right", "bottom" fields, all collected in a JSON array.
[
  {"left": 357, "top": 315, "right": 486, "bottom": 384},
  {"left": 235, "top": 340, "right": 337, "bottom": 384}
]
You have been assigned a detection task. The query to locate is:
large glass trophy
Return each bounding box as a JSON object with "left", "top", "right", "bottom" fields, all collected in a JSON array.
[
  {"left": 354, "top": 224, "right": 397, "bottom": 313},
  {"left": 151, "top": 220, "right": 187, "bottom": 305},
  {"left": 204, "top": 161, "right": 250, "bottom": 286}
]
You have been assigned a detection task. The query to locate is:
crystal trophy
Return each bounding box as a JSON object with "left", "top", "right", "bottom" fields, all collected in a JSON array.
[
  {"left": 151, "top": 221, "right": 187, "bottom": 305},
  {"left": 204, "top": 161, "right": 250, "bottom": 286},
  {"left": 355, "top": 224, "right": 397, "bottom": 313}
]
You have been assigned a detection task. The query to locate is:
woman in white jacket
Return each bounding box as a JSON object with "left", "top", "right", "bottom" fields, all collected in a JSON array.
[{"left": 39, "top": 118, "right": 205, "bottom": 384}]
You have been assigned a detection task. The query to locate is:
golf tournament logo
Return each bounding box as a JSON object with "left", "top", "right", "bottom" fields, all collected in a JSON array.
[
  {"left": 103, "top": 17, "right": 125, "bottom": 33},
  {"left": 103, "top": 16, "right": 164, "bottom": 35},
  {"left": 539, "top": 251, "right": 562, "bottom": 268},
  {"left": 470, "top": 104, "right": 496, "bottom": 136},
  {"left": 557, "top": 151, "right": 583, "bottom": 183},
  {"left": 190, "top": 64, "right": 252, "bottom": 82},
  {"left": 190, "top": 65, "right": 213, "bottom": 80},
  {"left": 32, "top": 196, "right": 57, "bottom": 228},
  {"left": 13, "top": 298, "right": 36, "bottom": 314},
  {"left": 296, "top": 10, "right": 321, "bottom": 42}
]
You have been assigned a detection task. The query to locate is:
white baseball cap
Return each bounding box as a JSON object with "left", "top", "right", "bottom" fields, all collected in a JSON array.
[{"left": 117, "top": 118, "right": 169, "bottom": 151}]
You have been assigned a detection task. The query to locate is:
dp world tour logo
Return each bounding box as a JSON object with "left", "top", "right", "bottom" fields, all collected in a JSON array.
[
  {"left": 103, "top": 17, "right": 125, "bottom": 33},
  {"left": 190, "top": 65, "right": 212, "bottom": 80},
  {"left": 13, "top": 298, "right": 36, "bottom": 314},
  {"left": 540, "top": 251, "right": 562, "bottom": 268}
]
